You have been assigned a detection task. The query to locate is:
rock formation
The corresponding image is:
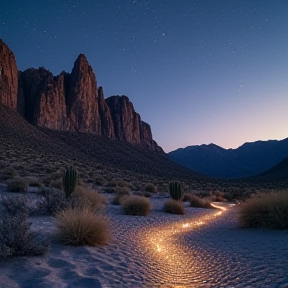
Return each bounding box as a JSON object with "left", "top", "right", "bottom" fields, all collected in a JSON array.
[
  {"left": 0, "top": 39, "right": 18, "bottom": 110},
  {"left": 0, "top": 39, "right": 163, "bottom": 152}
]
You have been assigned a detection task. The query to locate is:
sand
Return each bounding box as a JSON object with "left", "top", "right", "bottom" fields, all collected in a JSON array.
[{"left": 0, "top": 189, "right": 288, "bottom": 288}]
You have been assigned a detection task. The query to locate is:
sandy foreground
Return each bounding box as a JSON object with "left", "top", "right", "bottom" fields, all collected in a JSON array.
[{"left": 0, "top": 189, "right": 288, "bottom": 288}]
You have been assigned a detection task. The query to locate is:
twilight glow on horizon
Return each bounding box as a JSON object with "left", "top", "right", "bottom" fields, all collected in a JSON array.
[{"left": 1, "top": 0, "right": 287, "bottom": 152}]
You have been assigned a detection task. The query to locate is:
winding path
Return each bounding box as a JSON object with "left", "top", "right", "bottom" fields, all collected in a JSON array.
[{"left": 1, "top": 199, "right": 288, "bottom": 287}]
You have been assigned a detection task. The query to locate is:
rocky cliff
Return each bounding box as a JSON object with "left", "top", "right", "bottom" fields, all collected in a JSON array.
[
  {"left": 0, "top": 39, "right": 18, "bottom": 110},
  {"left": 0, "top": 39, "right": 163, "bottom": 152}
]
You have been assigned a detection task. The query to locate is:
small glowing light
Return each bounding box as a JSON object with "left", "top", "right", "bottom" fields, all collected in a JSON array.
[
  {"left": 182, "top": 223, "right": 189, "bottom": 228},
  {"left": 210, "top": 203, "right": 227, "bottom": 210}
]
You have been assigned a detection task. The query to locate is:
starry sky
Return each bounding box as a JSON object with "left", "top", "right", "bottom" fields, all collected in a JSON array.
[{"left": 1, "top": 0, "right": 288, "bottom": 152}]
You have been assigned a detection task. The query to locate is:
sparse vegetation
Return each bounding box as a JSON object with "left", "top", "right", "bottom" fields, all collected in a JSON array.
[
  {"left": 1, "top": 195, "right": 29, "bottom": 216},
  {"left": 121, "top": 195, "right": 151, "bottom": 216},
  {"left": 185, "top": 194, "right": 213, "bottom": 209},
  {"left": 55, "top": 206, "right": 111, "bottom": 246},
  {"left": 238, "top": 191, "right": 288, "bottom": 229},
  {"left": 49, "top": 179, "right": 63, "bottom": 190},
  {"left": 36, "top": 188, "right": 68, "bottom": 215},
  {"left": 0, "top": 210, "right": 49, "bottom": 260},
  {"left": 7, "top": 177, "right": 28, "bottom": 192},
  {"left": 145, "top": 183, "right": 157, "bottom": 193},
  {"left": 111, "top": 187, "right": 131, "bottom": 205},
  {"left": 73, "top": 186, "right": 107, "bottom": 211},
  {"left": 163, "top": 199, "right": 185, "bottom": 215}
]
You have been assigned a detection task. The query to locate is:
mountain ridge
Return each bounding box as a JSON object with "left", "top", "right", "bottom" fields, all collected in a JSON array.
[
  {"left": 168, "top": 138, "right": 288, "bottom": 179},
  {"left": 0, "top": 39, "right": 162, "bottom": 152}
]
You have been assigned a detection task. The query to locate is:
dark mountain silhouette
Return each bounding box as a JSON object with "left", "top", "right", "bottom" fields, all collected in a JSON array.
[{"left": 168, "top": 138, "right": 288, "bottom": 179}]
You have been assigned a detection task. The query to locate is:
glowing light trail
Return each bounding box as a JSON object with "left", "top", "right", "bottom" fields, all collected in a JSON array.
[{"left": 138, "top": 204, "right": 229, "bottom": 287}]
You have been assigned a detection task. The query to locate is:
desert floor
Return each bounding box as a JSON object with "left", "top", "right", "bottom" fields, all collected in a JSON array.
[{"left": 0, "top": 189, "right": 288, "bottom": 288}]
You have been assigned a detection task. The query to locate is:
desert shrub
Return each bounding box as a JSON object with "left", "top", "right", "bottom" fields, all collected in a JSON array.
[
  {"left": 0, "top": 212, "right": 50, "bottom": 260},
  {"left": 94, "top": 176, "right": 105, "bottom": 186},
  {"left": 145, "top": 183, "right": 157, "bottom": 193},
  {"left": 7, "top": 178, "right": 28, "bottom": 192},
  {"left": 163, "top": 199, "right": 185, "bottom": 215},
  {"left": 111, "top": 187, "right": 131, "bottom": 205},
  {"left": 238, "top": 191, "right": 288, "bottom": 229},
  {"left": 195, "top": 190, "right": 211, "bottom": 198},
  {"left": 116, "top": 187, "right": 131, "bottom": 195},
  {"left": 27, "top": 178, "right": 43, "bottom": 187},
  {"left": 103, "top": 187, "right": 117, "bottom": 194},
  {"left": 186, "top": 194, "right": 213, "bottom": 209},
  {"left": 49, "top": 179, "right": 63, "bottom": 190},
  {"left": 55, "top": 207, "right": 110, "bottom": 246},
  {"left": 133, "top": 191, "right": 152, "bottom": 198},
  {"left": 121, "top": 195, "right": 151, "bottom": 216},
  {"left": 115, "top": 180, "right": 127, "bottom": 187},
  {"left": 73, "top": 186, "right": 107, "bottom": 211},
  {"left": 35, "top": 188, "right": 68, "bottom": 215},
  {"left": 106, "top": 181, "right": 117, "bottom": 187},
  {"left": 211, "top": 190, "right": 226, "bottom": 202},
  {"left": 1, "top": 195, "right": 29, "bottom": 216},
  {"left": 2, "top": 167, "right": 17, "bottom": 177}
]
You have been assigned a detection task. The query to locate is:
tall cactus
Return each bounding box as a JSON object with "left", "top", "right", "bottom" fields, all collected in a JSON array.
[
  {"left": 169, "top": 181, "right": 183, "bottom": 201},
  {"left": 63, "top": 166, "right": 77, "bottom": 198}
]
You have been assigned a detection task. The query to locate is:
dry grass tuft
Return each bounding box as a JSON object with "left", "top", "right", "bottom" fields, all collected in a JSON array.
[
  {"left": 144, "top": 183, "right": 157, "bottom": 193},
  {"left": 73, "top": 186, "right": 107, "bottom": 211},
  {"left": 185, "top": 194, "right": 213, "bottom": 209},
  {"left": 121, "top": 195, "right": 151, "bottom": 216},
  {"left": 6, "top": 178, "right": 28, "bottom": 192},
  {"left": 111, "top": 187, "right": 131, "bottom": 205},
  {"left": 238, "top": 191, "right": 288, "bottom": 229},
  {"left": 55, "top": 206, "right": 111, "bottom": 246},
  {"left": 163, "top": 199, "right": 185, "bottom": 215}
]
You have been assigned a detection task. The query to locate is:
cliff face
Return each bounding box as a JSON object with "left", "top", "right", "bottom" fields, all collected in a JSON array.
[
  {"left": 18, "top": 68, "right": 68, "bottom": 130},
  {"left": 67, "top": 54, "right": 101, "bottom": 133},
  {"left": 0, "top": 39, "right": 18, "bottom": 110},
  {"left": 0, "top": 39, "right": 163, "bottom": 152}
]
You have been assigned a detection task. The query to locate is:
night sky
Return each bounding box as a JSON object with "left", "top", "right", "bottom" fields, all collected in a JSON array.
[{"left": 1, "top": 0, "right": 288, "bottom": 152}]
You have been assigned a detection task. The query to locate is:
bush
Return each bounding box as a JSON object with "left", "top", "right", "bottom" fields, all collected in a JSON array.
[
  {"left": 27, "top": 178, "right": 43, "bottom": 188},
  {"left": 36, "top": 188, "right": 68, "bottom": 215},
  {"left": 121, "top": 195, "right": 151, "bottom": 216},
  {"left": 1, "top": 195, "right": 29, "bottom": 216},
  {"left": 163, "top": 199, "right": 185, "bottom": 215},
  {"left": 0, "top": 212, "right": 50, "bottom": 260},
  {"left": 55, "top": 207, "right": 111, "bottom": 246},
  {"left": 94, "top": 176, "right": 105, "bottom": 186},
  {"left": 111, "top": 187, "right": 131, "bottom": 205},
  {"left": 145, "top": 183, "right": 157, "bottom": 193},
  {"left": 238, "top": 191, "right": 288, "bottom": 229},
  {"left": 49, "top": 179, "right": 63, "bottom": 190},
  {"left": 7, "top": 178, "right": 28, "bottom": 193},
  {"left": 73, "top": 186, "right": 107, "bottom": 211},
  {"left": 185, "top": 194, "right": 213, "bottom": 209}
]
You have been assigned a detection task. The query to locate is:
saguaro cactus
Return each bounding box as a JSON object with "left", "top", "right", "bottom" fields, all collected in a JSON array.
[
  {"left": 63, "top": 166, "right": 77, "bottom": 198},
  {"left": 169, "top": 181, "right": 183, "bottom": 201}
]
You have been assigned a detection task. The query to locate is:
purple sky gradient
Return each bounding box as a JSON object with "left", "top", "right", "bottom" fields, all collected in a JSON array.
[{"left": 1, "top": 0, "right": 287, "bottom": 152}]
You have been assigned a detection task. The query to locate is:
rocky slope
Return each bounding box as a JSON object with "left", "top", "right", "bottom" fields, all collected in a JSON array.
[
  {"left": 168, "top": 139, "right": 288, "bottom": 179},
  {"left": 0, "top": 39, "right": 162, "bottom": 152}
]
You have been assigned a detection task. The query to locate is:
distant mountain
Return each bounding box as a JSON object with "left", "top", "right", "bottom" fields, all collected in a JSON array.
[
  {"left": 259, "top": 156, "right": 288, "bottom": 180},
  {"left": 168, "top": 138, "right": 288, "bottom": 179}
]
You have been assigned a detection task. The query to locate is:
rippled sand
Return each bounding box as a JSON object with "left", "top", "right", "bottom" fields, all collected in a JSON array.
[{"left": 0, "top": 198, "right": 288, "bottom": 287}]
